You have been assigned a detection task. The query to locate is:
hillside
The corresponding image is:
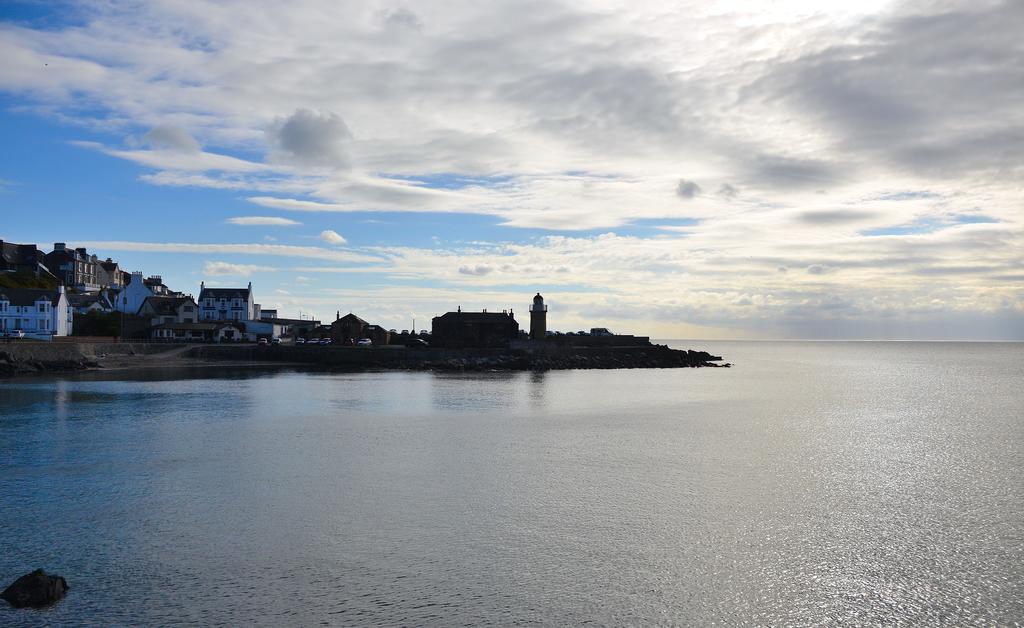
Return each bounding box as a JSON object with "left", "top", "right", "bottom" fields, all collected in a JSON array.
[{"left": 0, "top": 272, "right": 61, "bottom": 290}]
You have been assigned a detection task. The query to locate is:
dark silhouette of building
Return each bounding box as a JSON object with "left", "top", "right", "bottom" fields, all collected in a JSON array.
[
  {"left": 329, "top": 312, "right": 391, "bottom": 345},
  {"left": 0, "top": 240, "right": 47, "bottom": 277},
  {"left": 529, "top": 293, "right": 547, "bottom": 340},
  {"left": 431, "top": 308, "right": 519, "bottom": 348}
]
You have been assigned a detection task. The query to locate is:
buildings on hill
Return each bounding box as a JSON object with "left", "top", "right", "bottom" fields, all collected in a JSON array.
[
  {"left": 68, "top": 292, "right": 116, "bottom": 315},
  {"left": 198, "top": 282, "right": 257, "bottom": 322},
  {"left": 97, "top": 259, "right": 129, "bottom": 290},
  {"left": 0, "top": 286, "right": 73, "bottom": 339},
  {"left": 0, "top": 240, "right": 51, "bottom": 278},
  {"left": 137, "top": 296, "right": 198, "bottom": 327},
  {"left": 44, "top": 243, "right": 101, "bottom": 290}
]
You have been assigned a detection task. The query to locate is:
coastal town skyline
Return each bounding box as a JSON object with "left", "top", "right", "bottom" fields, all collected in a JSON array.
[{"left": 1, "top": 1, "right": 1021, "bottom": 340}]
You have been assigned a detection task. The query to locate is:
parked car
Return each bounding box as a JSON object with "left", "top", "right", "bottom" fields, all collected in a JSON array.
[
  {"left": 405, "top": 338, "right": 429, "bottom": 348},
  {"left": 3, "top": 330, "right": 26, "bottom": 339},
  {"left": 296, "top": 337, "right": 305, "bottom": 344},
  {"left": 590, "top": 327, "right": 613, "bottom": 337},
  {"left": 356, "top": 338, "right": 373, "bottom": 346},
  {"left": 319, "top": 338, "right": 332, "bottom": 345},
  {"left": 271, "top": 338, "right": 281, "bottom": 345},
  {"left": 258, "top": 338, "right": 269, "bottom": 345}
]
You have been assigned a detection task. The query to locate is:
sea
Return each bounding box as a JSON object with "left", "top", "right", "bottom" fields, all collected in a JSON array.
[{"left": 1, "top": 341, "right": 1022, "bottom": 626}]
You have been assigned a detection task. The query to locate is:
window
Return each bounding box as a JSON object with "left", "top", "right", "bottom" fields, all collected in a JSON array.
[
  {"left": 38, "top": 302, "right": 49, "bottom": 313},
  {"left": 40, "top": 319, "right": 49, "bottom": 330}
]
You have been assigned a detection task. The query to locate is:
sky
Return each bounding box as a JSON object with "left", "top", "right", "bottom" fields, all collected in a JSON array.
[{"left": 0, "top": 0, "right": 1021, "bottom": 340}]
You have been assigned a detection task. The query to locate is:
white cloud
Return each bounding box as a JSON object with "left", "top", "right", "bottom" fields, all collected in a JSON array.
[
  {"left": 203, "top": 261, "right": 277, "bottom": 276},
  {"left": 140, "top": 125, "right": 200, "bottom": 153},
  {"left": 226, "top": 216, "right": 301, "bottom": 226},
  {"left": 77, "top": 240, "right": 381, "bottom": 263},
  {"left": 71, "top": 141, "right": 274, "bottom": 173},
  {"left": 318, "top": 229, "right": 347, "bottom": 245}
]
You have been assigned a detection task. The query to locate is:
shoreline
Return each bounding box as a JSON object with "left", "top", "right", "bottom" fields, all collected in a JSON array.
[{"left": 0, "top": 342, "right": 729, "bottom": 378}]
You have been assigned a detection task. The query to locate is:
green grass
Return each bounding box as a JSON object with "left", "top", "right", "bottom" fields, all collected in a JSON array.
[{"left": 0, "top": 272, "right": 60, "bottom": 290}]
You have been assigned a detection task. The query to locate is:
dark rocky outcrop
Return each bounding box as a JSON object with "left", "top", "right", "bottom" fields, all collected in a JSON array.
[
  {"left": 1, "top": 569, "right": 68, "bottom": 608},
  {"left": 190, "top": 342, "right": 730, "bottom": 372},
  {"left": 0, "top": 350, "right": 93, "bottom": 376},
  {"left": 414, "top": 346, "right": 730, "bottom": 372}
]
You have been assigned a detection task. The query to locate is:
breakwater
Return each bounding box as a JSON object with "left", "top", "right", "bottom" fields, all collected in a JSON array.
[
  {"left": 187, "top": 343, "right": 728, "bottom": 371},
  {"left": 0, "top": 342, "right": 727, "bottom": 377}
]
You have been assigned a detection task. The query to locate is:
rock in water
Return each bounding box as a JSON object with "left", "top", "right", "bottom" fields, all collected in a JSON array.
[{"left": 1, "top": 569, "right": 68, "bottom": 608}]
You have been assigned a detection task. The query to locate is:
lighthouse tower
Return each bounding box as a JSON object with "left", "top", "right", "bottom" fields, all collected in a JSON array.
[{"left": 529, "top": 293, "right": 547, "bottom": 340}]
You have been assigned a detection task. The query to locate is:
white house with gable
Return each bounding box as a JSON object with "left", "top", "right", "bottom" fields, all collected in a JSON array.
[
  {"left": 198, "top": 281, "right": 258, "bottom": 322},
  {"left": 0, "top": 286, "right": 73, "bottom": 339},
  {"left": 116, "top": 271, "right": 155, "bottom": 314}
]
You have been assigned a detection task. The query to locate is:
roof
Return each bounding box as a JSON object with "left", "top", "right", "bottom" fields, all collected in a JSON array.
[
  {"left": 0, "top": 241, "right": 40, "bottom": 266},
  {"left": 261, "top": 317, "right": 320, "bottom": 325},
  {"left": 199, "top": 287, "right": 251, "bottom": 300},
  {"left": 68, "top": 293, "right": 113, "bottom": 308},
  {"left": 99, "top": 260, "right": 119, "bottom": 272},
  {"left": 434, "top": 311, "right": 517, "bottom": 323},
  {"left": 333, "top": 313, "right": 368, "bottom": 326},
  {"left": 151, "top": 321, "right": 241, "bottom": 331},
  {"left": 139, "top": 296, "right": 196, "bottom": 316},
  {"left": 0, "top": 287, "right": 61, "bottom": 306}
]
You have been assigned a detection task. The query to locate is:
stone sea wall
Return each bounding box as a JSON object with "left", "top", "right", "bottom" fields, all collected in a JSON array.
[{"left": 0, "top": 342, "right": 172, "bottom": 376}]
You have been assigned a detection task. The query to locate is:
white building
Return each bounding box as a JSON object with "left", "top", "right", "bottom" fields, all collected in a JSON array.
[
  {"left": 0, "top": 286, "right": 73, "bottom": 339},
  {"left": 116, "top": 272, "right": 155, "bottom": 314},
  {"left": 198, "top": 282, "right": 257, "bottom": 323}
]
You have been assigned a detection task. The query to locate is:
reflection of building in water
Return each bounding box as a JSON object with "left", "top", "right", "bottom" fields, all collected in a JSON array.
[{"left": 529, "top": 293, "right": 547, "bottom": 340}]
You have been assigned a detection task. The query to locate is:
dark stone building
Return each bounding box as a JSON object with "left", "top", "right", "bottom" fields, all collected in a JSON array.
[
  {"left": 329, "top": 312, "right": 390, "bottom": 345},
  {"left": 431, "top": 309, "right": 519, "bottom": 348},
  {"left": 44, "top": 243, "right": 100, "bottom": 289},
  {"left": 0, "top": 240, "right": 47, "bottom": 277}
]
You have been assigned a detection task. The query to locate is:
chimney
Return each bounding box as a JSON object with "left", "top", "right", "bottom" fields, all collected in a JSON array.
[
  {"left": 54, "top": 242, "right": 66, "bottom": 251},
  {"left": 200, "top": 281, "right": 205, "bottom": 290},
  {"left": 76, "top": 247, "right": 87, "bottom": 256},
  {"left": 336, "top": 310, "right": 340, "bottom": 321}
]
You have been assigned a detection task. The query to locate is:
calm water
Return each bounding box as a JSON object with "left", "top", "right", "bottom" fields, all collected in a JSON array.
[{"left": 1, "top": 341, "right": 1022, "bottom": 626}]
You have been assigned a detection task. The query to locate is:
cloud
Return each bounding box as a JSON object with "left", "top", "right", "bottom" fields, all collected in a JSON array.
[
  {"left": 140, "top": 126, "right": 200, "bottom": 153},
  {"left": 676, "top": 179, "right": 701, "bottom": 199},
  {"left": 717, "top": 183, "right": 738, "bottom": 199},
  {"left": 381, "top": 7, "right": 423, "bottom": 30},
  {"left": 203, "top": 261, "right": 277, "bottom": 276},
  {"left": 226, "top": 216, "right": 301, "bottom": 226},
  {"left": 458, "top": 265, "right": 494, "bottom": 276},
  {"left": 745, "top": 154, "right": 843, "bottom": 189},
  {"left": 319, "top": 229, "right": 347, "bottom": 245},
  {"left": 72, "top": 141, "right": 272, "bottom": 173},
  {"left": 3, "top": 2, "right": 1023, "bottom": 338},
  {"left": 797, "top": 210, "right": 878, "bottom": 225},
  {"left": 76, "top": 240, "right": 381, "bottom": 263},
  {"left": 267, "top": 109, "right": 352, "bottom": 169}
]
